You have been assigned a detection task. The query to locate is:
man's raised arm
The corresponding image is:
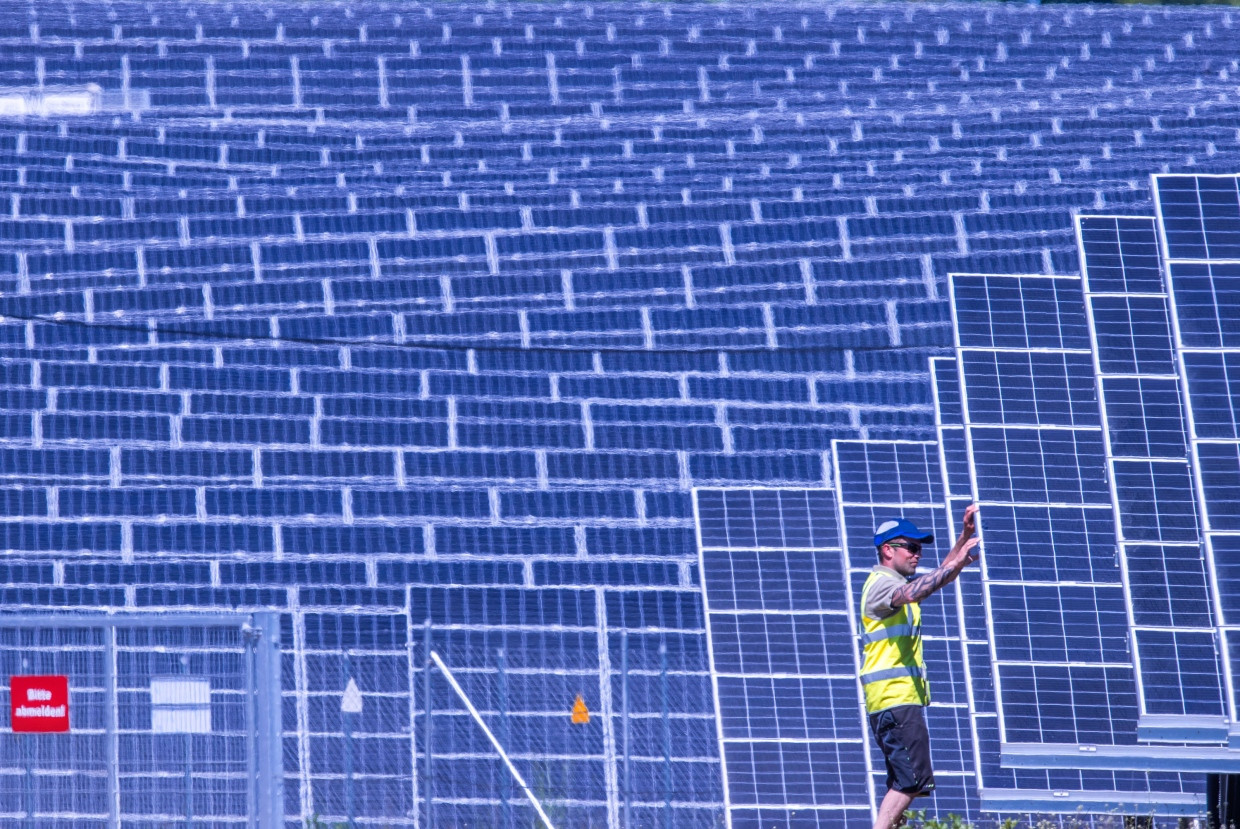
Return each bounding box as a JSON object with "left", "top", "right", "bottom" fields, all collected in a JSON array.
[{"left": 891, "top": 504, "right": 979, "bottom": 608}]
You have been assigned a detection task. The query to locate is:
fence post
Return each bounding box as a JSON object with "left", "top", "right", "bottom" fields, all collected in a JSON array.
[
  {"left": 244, "top": 622, "right": 258, "bottom": 829},
  {"left": 251, "top": 612, "right": 285, "bottom": 829},
  {"left": 660, "top": 640, "right": 672, "bottom": 829},
  {"left": 18, "top": 655, "right": 31, "bottom": 828},
  {"left": 621, "top": 631, "right": 631, "bottom": 829},
  {"left": 181, "top": 654, "right": 194, "bottom": 829},
  {"left": 423, "top": 620, "right": 434, "bottom": 829},
  {"left": 23, "top": 732, "right": 33, "bottom": 828},
  {"left": 497, "top": 648, "right": 510, "bottom": 828},
  {"left": 104, "top": 624, "right": 120, "bottom": 829},
  {"left": 343, "top": 654, "right": 355, "bottom": 829}
]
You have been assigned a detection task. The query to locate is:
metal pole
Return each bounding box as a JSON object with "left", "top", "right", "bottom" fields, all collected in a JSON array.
[
  {"left": 660, "top": 640, "right": 672, "bottom": 829},
  {"left": 497, "top": 648, "right": 510, "bottom": 829},
  {"left": 244, "top": 625, "right": 258, "bottom": 829},
  {"left": 621, "top": 631, "right": 631, "bottom": 829},
  {"left": 20, "top": 656, "right": 32, "bottom": 829},
  {"left": 182, "top": 655, "right": 193, "bottom": 829},
  {"left": 105, "top": 625, "right": 120, "bottom": 829},
  {"left": 344, "top": 655, "right": 355, "bottom": 829},
  {"left": 252, "top": 613, "right": 284, "bottom": 829},
  {"left": 429, "top": 652, "right": 559, "bottom": 829},
  {"left": 423, "top": 620, "right": 433, "bottom": 829},
  {"left": 23, "top": 732, "right": 33, "bottom": 828}
]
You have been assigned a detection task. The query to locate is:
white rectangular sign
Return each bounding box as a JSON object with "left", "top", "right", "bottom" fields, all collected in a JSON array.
[{"left": 150, "top": 677, "right": 211, "bottom": 734}]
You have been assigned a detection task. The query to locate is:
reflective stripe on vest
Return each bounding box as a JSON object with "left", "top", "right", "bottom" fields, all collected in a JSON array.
[
  {"left": 858, "top": 624, "right": 921, "bottom": 645},
  {"left": 860, "top": 665, "right": 925, "bottom": 685}
]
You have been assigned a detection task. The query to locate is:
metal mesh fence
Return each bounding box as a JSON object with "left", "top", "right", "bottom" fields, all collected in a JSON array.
[
  {"left": 0, "top": 614, "right": 283, "bottom": 829},
  {"left": 0, "top": 607, "right": 723, "bottom": 828},
  {"left": 314, "top": 616, "right": 723, "bottom": 829}
]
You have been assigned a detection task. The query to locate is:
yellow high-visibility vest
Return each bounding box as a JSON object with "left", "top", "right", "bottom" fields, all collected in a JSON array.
[{"left": 859, "top": 570, "right": 930, "bottom": 713}]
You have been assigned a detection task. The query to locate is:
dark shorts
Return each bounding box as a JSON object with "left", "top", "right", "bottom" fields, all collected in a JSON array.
[{"left": 868, "top": 704, "right": 935, "bottom": 796}]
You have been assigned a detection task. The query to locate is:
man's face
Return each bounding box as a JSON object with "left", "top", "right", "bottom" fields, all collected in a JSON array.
[{"left": 882, "top": 538, "right": 922, "bottom": 578}]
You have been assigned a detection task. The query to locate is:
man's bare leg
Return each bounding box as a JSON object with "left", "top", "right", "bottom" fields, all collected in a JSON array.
[{"left": 873, "top": 788, "right": 915, "bottom": 829}]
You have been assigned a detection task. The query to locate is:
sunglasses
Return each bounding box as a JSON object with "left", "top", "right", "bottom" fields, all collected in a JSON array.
[{"left": 886, "top": 541, "right": 923, "bottom": 555}]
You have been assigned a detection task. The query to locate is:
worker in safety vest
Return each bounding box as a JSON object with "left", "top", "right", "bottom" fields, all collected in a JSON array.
[{"left": 861, "top": 504, "right": 979, "bottom": 829}]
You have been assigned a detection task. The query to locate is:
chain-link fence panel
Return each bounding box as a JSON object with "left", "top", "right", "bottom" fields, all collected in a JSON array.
[{"left": 0, "top": 614, "right": 282, "bottom": 829}]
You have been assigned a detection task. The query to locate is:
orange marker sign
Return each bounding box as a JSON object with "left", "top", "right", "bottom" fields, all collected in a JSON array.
[{"left": 571, "top": 694, "right": 590, "bottom": 724}]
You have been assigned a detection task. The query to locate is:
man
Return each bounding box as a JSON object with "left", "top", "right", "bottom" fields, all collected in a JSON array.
[{"left": 860, "top": 504, "right": 979, "bottom": 829}]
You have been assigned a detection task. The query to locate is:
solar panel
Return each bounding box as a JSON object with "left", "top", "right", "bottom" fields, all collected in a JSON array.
[
  {"left": 694, "top": 487, "right": 872, "bottom": 829},
  {"left": 3, "top": 2, "right": 1240, "bottom": 825},
  {"left": 1077, "top": 214, "right": 1227, "bottom": 743},
  {"left": 1154, "top": 174, "right": 1240, "bottom": 751},
  {"left": 951, "top": 272, "right": 1135, "bottom": 752}
]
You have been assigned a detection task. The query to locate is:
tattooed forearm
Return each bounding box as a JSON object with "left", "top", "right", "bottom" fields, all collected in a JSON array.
[{"left": 891, "top": 560, "right": 963, "bottom": 607}]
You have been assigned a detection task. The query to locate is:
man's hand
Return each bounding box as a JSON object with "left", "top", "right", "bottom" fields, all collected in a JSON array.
[
  {"left": 949, "top": 504, "right": 980, "bottom": 567},
  {"left": 890, "top": 504, "right": 980, "bottom": 607}
]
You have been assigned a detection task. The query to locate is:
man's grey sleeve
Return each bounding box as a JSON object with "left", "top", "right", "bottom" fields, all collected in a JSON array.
[{"left": 863, "top": 577, "right": 902, "bottom": 620}]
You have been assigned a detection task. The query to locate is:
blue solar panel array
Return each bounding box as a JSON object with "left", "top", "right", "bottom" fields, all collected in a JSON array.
[
  {"left": 952, "top": 271, "right": 1144, "bottom": 757},
  {"left": 0, "top": 0, "right": 1237, "bottom": 824}
]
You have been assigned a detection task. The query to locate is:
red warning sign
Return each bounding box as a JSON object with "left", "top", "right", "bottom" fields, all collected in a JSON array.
[{"left": 10, "top": 675, "right": 69, "bottom": 733}]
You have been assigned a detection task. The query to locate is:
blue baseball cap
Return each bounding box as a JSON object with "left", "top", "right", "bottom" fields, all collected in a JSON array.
[{"left": 874, "top": 518, "right": 934, "bottom": 548}]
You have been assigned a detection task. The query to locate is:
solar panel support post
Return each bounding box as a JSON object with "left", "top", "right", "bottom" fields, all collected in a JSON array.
[
  {"left": 497, "top": 648, "right": 511, "bottom": 829},
  {"left": 1208, "top": 774, "right": 1239, "bottom": 829},
  {"left": 422, "top": 620, "right": 433, "bottom": 829},
  {"left": 660, "top": 640, "right": 672, "bottom": 829},
  {"left": 621, "top": 630, "right": 631, "bottom": 829}
]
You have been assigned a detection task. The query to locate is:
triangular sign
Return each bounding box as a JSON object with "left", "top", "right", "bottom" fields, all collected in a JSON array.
[
  {"left": 341, "top": 678, "right": 363, "bottom": 714},
  {"left": 571, "top": 694, "right": 590, "bottom": 724}
]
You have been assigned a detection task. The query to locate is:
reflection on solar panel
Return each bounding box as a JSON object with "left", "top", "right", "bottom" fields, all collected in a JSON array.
[
  {"left": 1078, "top": 214, "right": 1226, "bottom": 742},
  {"left": 1155, "top": 175, "right": 1240, "bottom": 751}
]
